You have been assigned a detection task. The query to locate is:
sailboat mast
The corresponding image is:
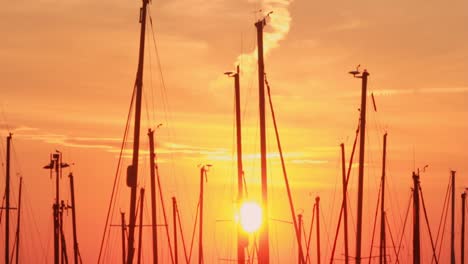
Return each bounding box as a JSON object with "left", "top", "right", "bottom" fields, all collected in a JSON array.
[
  {"left": 14, "top": 177, "right": 22, "bottom": 264},
  {"left": 255, "top": 16, "right": 269, "bottom": 264},
  {"left": 5, "top": 134, "right": 12, "bottom": 264},
  {"left": 379, "top": 133, "right": 387, "bottom": 264},
  {"left": 451, "top": 171, "right": 456, "bottom": 264},
  {"left": 148, "top": 129, "right": 159, "bottom": 264},
  {"left": 173, "top": 197, "right": 178, "bottom": 264},
  {"left": 126, "top": 0, "right": 149, "bottom": 263},
  {"left": 297, "top": 214, "right": 303, "bottom": 264},
  {"left": 69, "top": 173, "right": 79, "bottom": 264},
  {"left": 462, "top": 191, "right": 466, "bottom": 264},
  {"left": 354, "top": 69, "right": 369, "bottom": 264},
  {"left": 340, "top": 143, "right": 349, "bottom": 264},
  {"left": 121, "top": 212, "right": 127, "bottom": 264},
  {"left": 316, "top": 197, "right": 321, "bottom": 264},
  {"left": 413, "top": 171, "right": 421, "bottom": 264},
  {"left": 234, "top": 65, "right": 247, "bottom": 264}
]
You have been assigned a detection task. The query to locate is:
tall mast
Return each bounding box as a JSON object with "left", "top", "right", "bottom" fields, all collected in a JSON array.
[
  {"left": 173, "top": 197, "right": 178, "bottom": 264},
  {"left": 379, "top": 133, "right": 387, "bottom": 264},
  {"left": 121, "top": 212, "right": 127, "bottom": 264},
  {"left": 349, "top": 67, "right": 369, "bottom": 264},
  {"left": 137, "top": 188, "right": 145, "bottom": 264},
  {"left": 69, "top": 173, "right": 80, "bottom": 264},
  {"left": 226, "top": 65, "right": 247, "bottom": 264},
  {"left": 43, "top": 151, "right": 69, "bottom": 264},
  {"left": 199, "top": 166, "right": 209, "bottom": 264},
  {"left": 461, "top": 191, "right": 466, "bottom": 264},
  {"left": 297, "top": 214, "right": 303, "bottom": 264},
  {"left": 148, "top": 129, "right": 159, "bottom": 264},
  {"left": 255, "top": 16, "right": 269, "bottom": 264},
  {"left": 340, "top": 143, "right": 349, "bottom": 264},
  {"left": 14, "top": 177, "right": 22, "bottom": 264},
  {"left": 316, "top": 197, "right": 321, "bottom": 264},
  {"left": 413, "top": 171, "right": 421, "bottom": 264},
  {"left": 126, "top": 0, "right": 149, "bottom": 262},
  {"left": 5, "top": 134, "right": 12, "bottom": 264},
  {"left": 451, "top": 171, "right": 456, "bottom": 264}
]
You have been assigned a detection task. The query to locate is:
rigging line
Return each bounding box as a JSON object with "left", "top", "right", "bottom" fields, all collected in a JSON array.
[
  {"left": 155, "top": 163, "right": 175, "bottom": 264},
  {"left": 385, "top": 212, "right": 399, "bottom": 263},
  {"left": 148, "top": 12, "right": 173, "bottom": 138},
  {"left": 434, "top": 178, "right": 451, "bottom": 253},
  {"left": 329, "top": 118, "right": 360, "bottom": 263},
  {"left": 418, "top": 185, "right": 438, "bottom": 264},
  {"left": 367, "top": 179, "right": 382, "bottom": 264},
  {"left": 264, "top": 73, "right": 306, "bottom": 264},
  {"left": 395, "top": 190, "right": 412, "bottom": 264},
  {"left": 436, "top": 180, "right": 451, "bottom": 261},
  {"left": 320, "top": 204, "right": 333, "bottom": 262},
  {"left": 305, "top": 203, "right": 316, "bottom": 264},
  {"left": 176, "top": 204, "right": 190, "bottom": 264},
  {"left": 97, "top": 82, "right": 136, "bottom": 264},
  {"left": 188, "top": 201, "right": 200, "bottom": 263}
]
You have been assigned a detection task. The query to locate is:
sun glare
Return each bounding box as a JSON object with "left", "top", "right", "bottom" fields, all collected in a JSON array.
[{"left": 239, "top": 201, "right": 262, "bottom": 233}]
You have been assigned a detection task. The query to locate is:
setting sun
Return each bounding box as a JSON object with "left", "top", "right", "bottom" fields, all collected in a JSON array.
[{"left": 239, "top": 201, "right": 262, "bottom": 233}]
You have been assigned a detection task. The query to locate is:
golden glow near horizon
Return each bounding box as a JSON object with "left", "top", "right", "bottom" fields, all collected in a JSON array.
[{"left": 239, "top": 201, "right": 262, "bottom": 233}]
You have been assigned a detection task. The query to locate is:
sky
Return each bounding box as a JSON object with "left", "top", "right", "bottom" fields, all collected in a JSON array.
[{"left": 1, "top": 0, "right": 468, "bottom": 263}]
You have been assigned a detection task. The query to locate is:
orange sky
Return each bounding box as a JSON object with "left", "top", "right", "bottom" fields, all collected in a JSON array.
[{"left": 1, "top": 0, "right": 468, "bottom": 263}]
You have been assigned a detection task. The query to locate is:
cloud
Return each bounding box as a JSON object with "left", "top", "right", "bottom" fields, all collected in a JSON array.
[
  {"left": 234, "top": 0, "right": 293, "bottom": 73},
  {"left": 368, "top": 87, "right": 468, "bottom": 97}
]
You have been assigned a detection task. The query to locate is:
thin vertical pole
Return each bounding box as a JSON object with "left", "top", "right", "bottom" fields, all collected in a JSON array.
[
  {"left": 53, "top": 153, "right": 61, "bottom": 264},
  {"left": 148, "top": 129, "right": 159, "bottom": 264},
  {"left": 15, "top": 177, "right": 22, "bottom": 264},
  {"left": 461, "top": 191, "right": 466, "bottom": 264},
  {"left": 121, "top": 212, "right": 127, "bottom": 264},
  {"left": 255, "top": 17, "right": 269, "bottom": 264},
  {"left": 297, "top": 214, "right": 305, "bottom": 264},
  {"left": 199, "top": 167, "right": 206, "bottom": 264},
  {"left": 233, "top": 65, "right": 246, "bottom": 264},
  {"left": 69, "top": 173, "right": 79, "bottom": 264},
  {"left": 355, "top": 70, "right": 369, "bottom": 264},
  {"left": 127, "top": 0, "right": 149, "bottom": 262},
  {"left": 340, "top": 143, "right": 349, "bottom": 264},
  {"left": 173, "top": 197, "right": 178, "bottom": 264},
  {"left": 379, "top": 133, "right": 387, "bottom": 264},
  {"left": 413, "top": 172, "right": 420, "bottom": 264},
  {"left": 451, "top": 171, "right": 456, "bottom": 264},
  {"left": 5, "top": 134, "right": 11, "bottom": 264},
  {"left": 316, "top": 197, "right": 321, "bottom": 264},
  {"left": 137, "top": 189, "right": 145, "bottom": 264}
]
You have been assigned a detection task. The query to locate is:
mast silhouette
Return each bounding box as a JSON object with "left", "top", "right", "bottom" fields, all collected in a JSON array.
[
  {"left": 316, "top": 197, "right": 321, "bottom": 264},
  {"left": 173, "top": 197, "right": 178, "bottom": 264},
  {"left": 199, "top": 165, "right": 210, "bottom": 264},
  {"left": 148, "top": 129, "right": 159, "bottom": 263},
  {"left": 413, "top": 171, "right": 421, "bottom": 264},
  {"left": 462, "top": 191, "right": 466, "bottom": 264},
  {"left": 225, "top": 65, "right": 247, "bottom": 264},
  {"left": 15, "top": 177, "right": 22, "bottom": 264},
  {"left": 379, "top": 133, "right": 387, "bottom": 264},
  {"left": 450, "top": 171, "right": 456, "bottom": 264},
  {"left": 340, "top": 143, "right": 349, "bottom": 264},
  {"left": 349, "top": 67, "right": 369, "bottom": 264},
  {"left": 126, "top": 0, "right": 149, "bottom": 262},
  {"left": 255, "top": 15, "right": 269, "bottom": 264},
  {"left": 5, "top": 134, "right": 12, "bottom": 264},
  {"left": 69, "top": 173, "right": 80, "bottom": 264}
]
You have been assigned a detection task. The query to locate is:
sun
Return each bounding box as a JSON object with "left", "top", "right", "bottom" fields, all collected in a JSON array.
[{"left": 239, "top": 201, "right": 262, "bottom": 233}]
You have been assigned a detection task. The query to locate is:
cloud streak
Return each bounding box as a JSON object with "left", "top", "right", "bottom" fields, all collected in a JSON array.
[{"left": 235, "top": 0, "right": 293, "bottom": 72}]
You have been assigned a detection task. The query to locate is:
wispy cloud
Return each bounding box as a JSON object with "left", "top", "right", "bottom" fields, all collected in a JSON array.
[
  {"left": 372, "top": 87, "right": 468, "bottom": 96},
  {"left": 235, "top": 0, "right": 293, "bottom": 72}
]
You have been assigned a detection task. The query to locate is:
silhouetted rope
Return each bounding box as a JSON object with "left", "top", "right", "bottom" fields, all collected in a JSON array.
[
  {"left": 395, "top": 191, "right": 412, "bottom": 264},
  {"left": 329, "top": 120, "right": 360, "bottom": 263},
  {"left": 97, "top": 82, "right": 136, "bottom": 263},
  {"left": 419, "top": 185, "right": 438, "bottom": 263},
  {"left": 264, "top": 73, "right": 306, "bottom": 264}
]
